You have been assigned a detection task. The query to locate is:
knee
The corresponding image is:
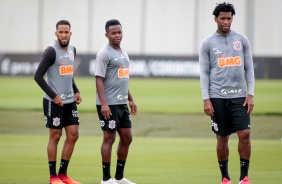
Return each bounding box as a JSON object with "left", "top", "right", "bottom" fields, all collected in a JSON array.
[
  {"left": 68, "top": 132, "right": 79, "bottom": 142},
  {"left": 217, "top": 141, "right": 228, "bottom": 149},
  {"left": 217, "top": 136, "right": 229, "bottom": 148},
  {"left": 126, "top": 136, "right": 133, "bottom": 145},
  {"left": 121, "top": 135, "right": 133, "bottom": 146},
  {"left": 72, "top": 132, "right": 79, "bottom": 141},
  {"left": 103, "top": 135, "right": 116, "bottom": 145},
  {"left": 50, "top": 132, "right": 62, "bottom": 144},
  {"left": 238, "top": 130, "right": 251, "bottom": 141},
  {"left": 217, "top": 135, "right": 229, "bottom": 144}
]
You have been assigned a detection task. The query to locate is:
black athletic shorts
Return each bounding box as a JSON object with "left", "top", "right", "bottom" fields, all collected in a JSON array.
[
  {"left": 96, "top": 104, "right": 132, "bottom": 132},
  {"left": 43, "top": 98, "right": 79, "bottom": 129},
  {"left": 210, "top": 97, "right": 250, "bottom": 136}
]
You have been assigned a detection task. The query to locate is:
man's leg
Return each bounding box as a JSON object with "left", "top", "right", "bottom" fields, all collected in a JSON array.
[
  {"left": 58, "top": 125, "right": 79, "bottom": 174},
  {"left": 44, "top": 98, "right": 65, "bottom": 183},
  {"left": 57, "top": 125, "right": 80, "bottom": 184},
  {"left": 216, "top": 135, "right": 231, "bottom": 181},
  {"left": 48, "top": 128, "right": 63, "bottom": 176},
  {"left": 48, "top": 128, "right": 64, "bottom": 184},
  {"left": 101, "top": 131, "right": 116, "bottom": 181},
  {"left": 115, "top": 128, "right": 133, "bottom": 180},
  {"left": 237, "top": 129, "right": 251, "bottom": 181}
]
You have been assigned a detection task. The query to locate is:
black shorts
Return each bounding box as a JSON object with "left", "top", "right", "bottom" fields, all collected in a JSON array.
[
  {"left": 43, "top": 98, "right": 79, "bottom": 129},
  {"left": 96, "top": 104, "right": 132, "bottom": 132},
  {"left": 210, "top": 98, "right": 250, "bottom": 136}
]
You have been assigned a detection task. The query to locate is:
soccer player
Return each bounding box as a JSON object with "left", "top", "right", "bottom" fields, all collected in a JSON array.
[
  {"left": 199, "top": 2, "right": 255, "bottom": 184},
  {"left": 34, "top": 20, "right": 82, "bottom": 184},
  {"left": 94, "top": 19, "right": 137, "bottom": 184}
]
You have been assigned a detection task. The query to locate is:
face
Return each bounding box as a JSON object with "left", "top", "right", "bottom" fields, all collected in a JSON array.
[
  {"left": 214, "top": 12, "right": 233, "bottom": 35},
  {"left": 105, "top": 25, "right": 123, "bottom": 47},
  {"left": 55, "top": 24, "right": 72, "bottom": 48}
]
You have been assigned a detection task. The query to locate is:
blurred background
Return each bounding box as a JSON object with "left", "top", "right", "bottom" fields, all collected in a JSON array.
[{"left": 0, "top": 0, "right": 282, "bottom": 78}]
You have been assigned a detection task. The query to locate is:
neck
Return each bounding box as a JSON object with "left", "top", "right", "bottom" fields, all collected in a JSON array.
[
  {"left": 56, "top": 40, "right": 68, "bottom": 51},
  {"left": 61, "top": 46, "right": 67, "bottom": 51},
  {"left": 109, "top": 42, "right": 121, "bottom": 51},
  {"left": 217, "top": 30, "right": 231, "bottom": 36}
]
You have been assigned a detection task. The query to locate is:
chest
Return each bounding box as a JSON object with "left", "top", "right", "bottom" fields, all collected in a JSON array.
[
  {"left": 52, "top": 49, "right": 75, "bottom": 76},
  {"left": 55, "top": 50, "right": 75, "bottom": 65},
  {"left": 108, "top": 52, "right": 129, "bottom": 69},
  {"left": 210, "top": 36, "right": 244, "bottom": 57}
]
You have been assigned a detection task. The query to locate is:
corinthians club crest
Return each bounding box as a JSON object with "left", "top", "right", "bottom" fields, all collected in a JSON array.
[
  {"left": 108, "top": 120, "right": 116, "bottom": 129},
  {"left": 233, "top": 41, "right": 242, "bottom": 51},
  {"left": 53, "top": 117, "right": 60, "bottom": 126}
]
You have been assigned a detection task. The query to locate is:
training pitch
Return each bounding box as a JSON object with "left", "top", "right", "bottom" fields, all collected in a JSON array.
[{"left": 0, "top": 77, "right": 281, "bottom": 183}]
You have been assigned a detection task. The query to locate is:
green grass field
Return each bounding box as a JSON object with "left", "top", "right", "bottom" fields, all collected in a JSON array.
[
  {"left": 1, "top": 134, "right": 282, "bottom": 184},
  {"left": 1, "top": 76, "right": 282, "bottom": 114},
  {"left": 0, "top": 77, "right": 282, "bottom": 183}
]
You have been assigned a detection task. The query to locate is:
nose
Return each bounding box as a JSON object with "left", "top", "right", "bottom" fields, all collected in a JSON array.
[
  {"left": 223, "top": 18, "right": 230, "bottom": 24},
  {"left": 116, "top": 33, "right": 121, "bottom": 37}
]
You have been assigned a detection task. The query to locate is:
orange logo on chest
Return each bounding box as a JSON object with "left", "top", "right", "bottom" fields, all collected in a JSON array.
[
  {"left": 118, "top": 68, "right": 129, "bottom": 78},
  {"left": 60, "top": 65, "right": 73, "bottom": 75},
  {"left": 218, "top": 56, "right": 242, "bottom": 67}
]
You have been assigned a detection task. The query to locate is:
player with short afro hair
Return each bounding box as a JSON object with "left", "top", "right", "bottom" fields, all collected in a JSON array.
[{"left": 213, "top": 2, "right": 236, "bottom": 17}]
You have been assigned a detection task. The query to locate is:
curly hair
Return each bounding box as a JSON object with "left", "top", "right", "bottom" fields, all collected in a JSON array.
[{"left": 213, "top": 2, "right": 236, "bottom": 17}]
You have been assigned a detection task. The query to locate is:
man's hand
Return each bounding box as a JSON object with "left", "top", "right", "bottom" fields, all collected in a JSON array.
[
  {"left": 243, "top": 94, "right": 254, "bottom": 114},
  {"left": 74, "top": 93, "right": 82, "bottom": 105},
  {"left": 129, "top": 100, "right": 137, "bottom": 116},
  {"left": 101, "top": 104, "right": 112, "bottom": 119},
  {"left": 53, "top": 95, "right": 63, "bottom": 106},
  {"left": 203, "top": 99, "right": 214, "bottom": 116}
]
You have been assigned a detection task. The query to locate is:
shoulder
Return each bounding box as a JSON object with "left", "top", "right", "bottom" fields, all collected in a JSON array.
[
  {"left": 121, "top": 47, "right": 128, "bottom": 55},
  {"left": 96, "top": 45, "right": 110, "bottom": 62},
  {"left": 121, "top": 48, "right": 130, "bottom": 61},
  {"left": 40, "top": 46, "right": 56, "bottom": 65},
  {"left": 97, "top": 44, "right": 110, "bottom": 54},
  {"left": 97, "top": 44, "right": 111, "bottom": 57},
  {"left": 68, "top": 45, "right": 76, "bottom": 57},
  {"left": 43, "top": 46, "right": 56, "bottom": 57},
  {"left": 231, "top": 30, "right": 250, "bottom": 43},
  {"left": 201, "top": 33, "right": 216, "bottom": 47},
  {"left": 200, "top": 33, "right": 217, "bottom": 53},
  {"left": 68, "top": 44, "right": 75, "bottom": 50},
  {"left": 121, "top": 47, "right": 128, "bottom": 54}
]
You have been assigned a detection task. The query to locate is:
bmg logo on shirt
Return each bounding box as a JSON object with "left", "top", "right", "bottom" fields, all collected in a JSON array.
[
  {"left": 118, "top": 68, "right": 129, "bottom": 78},
  {"left": 218, "top": 56, "right": 242, "bottom": 68},
  {"left": 60, "top": 65, "right": 73, "bottom": 75}
]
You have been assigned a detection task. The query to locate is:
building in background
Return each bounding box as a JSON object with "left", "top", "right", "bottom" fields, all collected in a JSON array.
[{"left": 0, "top": 0, "right": 281, "bottom": 78}]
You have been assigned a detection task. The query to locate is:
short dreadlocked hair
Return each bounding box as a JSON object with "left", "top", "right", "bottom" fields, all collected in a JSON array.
[{"left": 213, "top": 2, "right": 236, "bottom": 17}]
